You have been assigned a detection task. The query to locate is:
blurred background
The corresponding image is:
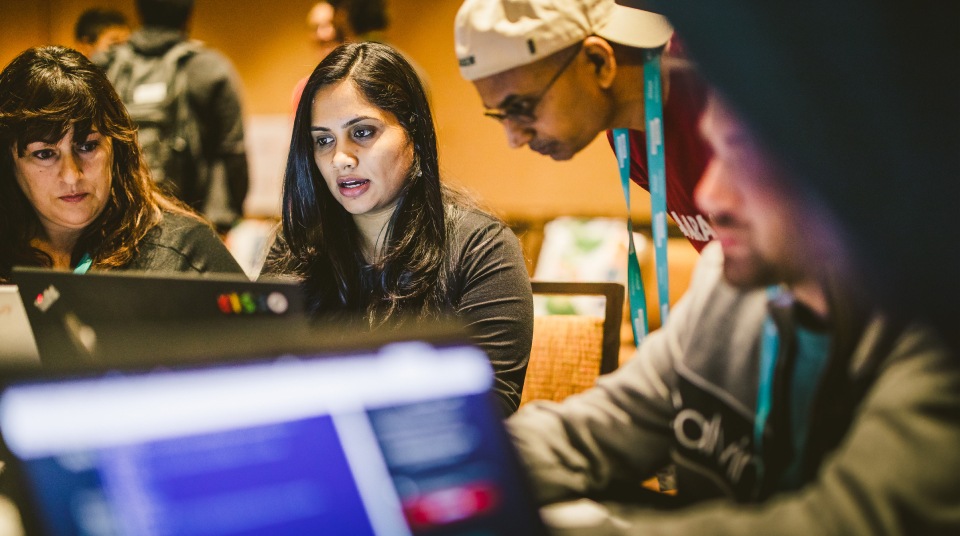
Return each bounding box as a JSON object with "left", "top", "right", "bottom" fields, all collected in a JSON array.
[
  {"left": 0, "top": 0, "right": 656, "bottom": 225},
  {"left": 2, "top": 0, "right": 702, "bottom": 340}
]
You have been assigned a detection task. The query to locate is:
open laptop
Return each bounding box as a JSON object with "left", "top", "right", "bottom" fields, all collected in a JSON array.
[
  {"left": 10, "top": 268, "right": 306, "bottom": 363},
  {"left": 0, "top": 325, "right": 547, "bottom": 535},
  {"left": 0, "top": 286, "right": 40, "bottom": 365}
]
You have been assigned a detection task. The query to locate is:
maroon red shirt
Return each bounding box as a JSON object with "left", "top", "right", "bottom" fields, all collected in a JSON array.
[{"left": 605, "top": 59, "right": 715, "bottom": 253}]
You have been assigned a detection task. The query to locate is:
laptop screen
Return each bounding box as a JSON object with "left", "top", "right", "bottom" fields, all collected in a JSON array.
[
  {"left": 0, "top": 341, "right": 545, "bottom": 535},
  {"left": 11, "top": 268, "right": 306, "bottom": 363}
]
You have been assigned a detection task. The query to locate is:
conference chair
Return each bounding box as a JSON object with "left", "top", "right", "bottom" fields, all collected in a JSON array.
[{"left": 520, "top": 281, "right": 625, "bottom": 406}]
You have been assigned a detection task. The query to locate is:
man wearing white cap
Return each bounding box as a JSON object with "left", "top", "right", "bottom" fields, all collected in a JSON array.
[{"left": 454, "top": 0, "right": 716, "bottom": 252}]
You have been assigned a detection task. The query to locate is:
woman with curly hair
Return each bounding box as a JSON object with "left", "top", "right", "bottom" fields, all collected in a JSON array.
[{"left": 0, "top": 45, "right": 243, "bottom": 281}]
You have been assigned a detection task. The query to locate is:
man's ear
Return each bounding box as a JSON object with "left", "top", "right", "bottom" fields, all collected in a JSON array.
[{"left": 582, "top": 36, "right": 616, "bottom": 88}]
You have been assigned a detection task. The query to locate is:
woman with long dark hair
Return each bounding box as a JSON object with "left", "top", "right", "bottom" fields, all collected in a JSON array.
[
  {"left": 265, "top": 42, "right": 532, "bottom": 414},
  {"left": 0, "top": 46, "right": 243, "bottom": 280}
]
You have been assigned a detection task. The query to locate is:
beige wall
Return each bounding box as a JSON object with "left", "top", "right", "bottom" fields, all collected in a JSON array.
[{"left": 0, "top": 0, "right": 655, "bottom": 222}]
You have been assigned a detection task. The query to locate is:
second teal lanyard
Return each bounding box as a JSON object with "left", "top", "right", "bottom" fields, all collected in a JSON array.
[
  {"left": 614, "top": 50, "right": 669, "bottom": 345},
  {"left": 753, "top": 286, "right": 784, "bottom": 486}
]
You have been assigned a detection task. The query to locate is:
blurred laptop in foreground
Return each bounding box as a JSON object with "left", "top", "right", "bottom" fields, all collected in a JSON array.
[{"left": 0, "top": 322, "right": 546, "bottom": 535}]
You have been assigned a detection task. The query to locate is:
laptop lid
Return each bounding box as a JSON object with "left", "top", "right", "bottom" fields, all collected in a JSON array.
[
  {"left": 0, "top": 330, "right": 546, "bottom": 536},
  {"left": 10, "top": 268, "right": 306, "bottom": 363},
  {"left": 0, "top": 286, "right": 40, "bottom": 364}
]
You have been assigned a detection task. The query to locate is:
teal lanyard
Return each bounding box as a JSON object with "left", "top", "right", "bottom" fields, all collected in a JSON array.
[
  {"left": 614, "top": 128, "right": 650, "bottom": 343},
  {"left": 644, "top": 50, "right": 670, "bottom": 328},
  {"left": 73, "top": 253, "right": 93, "bottom": 274},
  {"left": 753, "top": 286, "right": 783, "bottom": 456},
  {"left": 613, "top": 50, "right": 669, "bottom": 345}
]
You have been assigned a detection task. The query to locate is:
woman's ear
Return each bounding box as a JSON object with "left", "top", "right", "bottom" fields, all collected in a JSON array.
[{"left": 582, "top": 36, "right": 617, "bottom": 89}]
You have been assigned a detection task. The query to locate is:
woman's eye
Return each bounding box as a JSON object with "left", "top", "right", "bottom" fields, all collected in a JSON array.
[
  {"left": 314, "top": 136, "right": 334, "bottom": 148},
  {"left": 31, "top": 149, "right": 55, "bottom": 160},
  {"left": 76, "top": 140, "right": 100, "bottom": 153},
  {"left": 353, "top": 126, "right": 375, "bottom": 140}
]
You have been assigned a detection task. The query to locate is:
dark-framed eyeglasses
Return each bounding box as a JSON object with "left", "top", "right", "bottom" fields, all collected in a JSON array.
[{"left": 482, "top": 44, "right": 583, "bottom": 125}]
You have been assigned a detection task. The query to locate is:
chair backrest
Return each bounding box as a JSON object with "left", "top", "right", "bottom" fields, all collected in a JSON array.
[{"left": 521, "top": 281, "right": 625, "bottom": 406}]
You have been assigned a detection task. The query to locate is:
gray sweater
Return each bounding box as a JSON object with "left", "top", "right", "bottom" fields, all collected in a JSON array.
[
  {"left": 508, "top": 243, "right": 960, "bottom": 535},
  {"left": 264, "top": 209, "right": 533, "bottom": 415},
  {"left": 124, "top": 212, "right": 244, "bottom": 275}
]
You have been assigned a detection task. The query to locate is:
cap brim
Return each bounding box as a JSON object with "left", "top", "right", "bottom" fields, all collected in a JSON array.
[{"left": 596, "top": 5, "right": 674, "bottom": 48}]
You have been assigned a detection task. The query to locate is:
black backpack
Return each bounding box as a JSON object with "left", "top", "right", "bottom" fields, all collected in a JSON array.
[{"left": 106, "top": 41, "right": 204, "bottom": 203}]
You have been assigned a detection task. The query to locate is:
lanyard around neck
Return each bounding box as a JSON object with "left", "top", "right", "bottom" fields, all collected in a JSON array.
[
  {"left": 753, "top": 286, "right": 784, "bottom": 457},
  {"left": 613, "top": 50, "right": 669, "bottom": 345},
  {"left": 614, "top": 127, "right": 650, "bottom": 343},
  {"left": 73, "top": 253, "right": 93, "bottom": 274}
]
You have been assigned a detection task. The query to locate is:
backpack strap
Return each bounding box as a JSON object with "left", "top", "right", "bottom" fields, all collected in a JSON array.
[
  {"left": 163, "top": 40, "right": 201, "bottom": 71},
  {"left": 165, "top": 42, "right": 207, "bottom": 201},
  {"left": 166, "top": 41, "right": 201, "bottom": 158},
  {"left": 104, "top": 44, "right": 137, "bottom": 100}
]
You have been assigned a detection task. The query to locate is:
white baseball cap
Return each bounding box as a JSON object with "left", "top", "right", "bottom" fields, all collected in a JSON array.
[{"left": 455, "top": 0, "right": 674, "bottom": 81}]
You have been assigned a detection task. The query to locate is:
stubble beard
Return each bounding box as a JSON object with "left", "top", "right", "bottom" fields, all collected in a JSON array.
[{"left": 721, "top": 248, "right": 782, "bottom": 290}]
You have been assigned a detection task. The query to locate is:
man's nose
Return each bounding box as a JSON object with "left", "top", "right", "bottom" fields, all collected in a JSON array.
[
  {"left": 694, "top": 158, "right": 735, "bottom": 216},
  {"left": 504, "top": 121, "right": 534, "bottom": 149}
]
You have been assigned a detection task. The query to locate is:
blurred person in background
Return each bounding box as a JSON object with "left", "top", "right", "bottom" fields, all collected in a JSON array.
[
  {"left": 73, "top": 7, "right": 131, "bottom": 59},
  {"left": 343, "top": 0, "right": 389, "bottom": 43},
  {"left": 98, "top": 0, "right": 250, "bottom": 234},
  {"left": 294, "top": 0, "right": 410, "bottom": 111},
  {"left": 293, "top": 1, "right": 349, "bottom": 113},
  {"left": 307, "top": 0, "right": 348, "bottom": 60}
]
